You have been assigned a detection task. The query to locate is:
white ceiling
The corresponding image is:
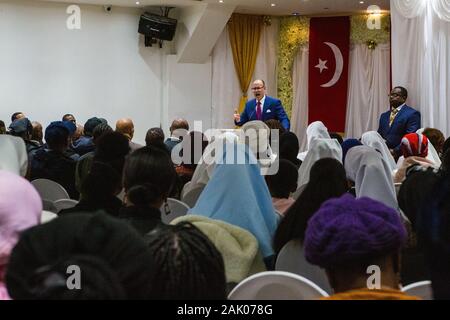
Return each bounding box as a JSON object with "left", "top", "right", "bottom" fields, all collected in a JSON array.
[{"left": 40, "top": 0, "right": 390, "bottom": 16}]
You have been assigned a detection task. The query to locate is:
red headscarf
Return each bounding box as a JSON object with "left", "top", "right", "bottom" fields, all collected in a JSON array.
[{"left": 401, "top": 133, "right": 429, "bottom": 158}]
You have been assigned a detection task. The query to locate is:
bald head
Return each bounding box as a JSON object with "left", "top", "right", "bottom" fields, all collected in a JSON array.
[
  {"left": 170, "top": 119, "right": 189, "bottom": 135},
  {"left": 116, "top": 118, "right": 135, "bottom": 140}
]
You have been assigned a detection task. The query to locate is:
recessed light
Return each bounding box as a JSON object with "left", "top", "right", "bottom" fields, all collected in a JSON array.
[
  {"left": 359, "top": 1, "right": 364, "bottom": 4},
  {"left": 219, "top": 0, "right": 224, "bottom": 3},
  {"left": 136, "top": 1, "right": 140, "bottom": 4},
  {"left": 292, "top": 12, "right": 300, "bottom": 16},
  {"left": 271, "top": 3, "right": 276, "bottom": 7}
]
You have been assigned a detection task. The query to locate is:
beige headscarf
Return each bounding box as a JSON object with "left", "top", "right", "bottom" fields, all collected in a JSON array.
[{"left": 0, "top": 135, "right": 28, "bottom": 176}]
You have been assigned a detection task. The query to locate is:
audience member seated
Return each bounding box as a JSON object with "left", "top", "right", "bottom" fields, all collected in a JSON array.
[
  {"left": 6, "top": 213, "right": 157, "bottom": 299},
  {"left": 170, "top": 215, "right": 266, "bottom": 293},
  {"left": 422, "top": 128, "right": 445, "bottom": 157},
  {"left": 72, "top": 117, "right": 104, "bottom": 156},
  {"left": 0, "top": 120, "right": 6, "bottom": 134},
  {"left": 165, "top": 119, "right": 189, "bottom": 153},
  {"left": 8, "top": 118, "right": 41, "bottom": 157},
  {"left": 361, "top": 131, "right": 397, "bottom": 173},
  {"left": 60, "top": 162, "right": 123, "bottom": 217},
  {"left": 417, "top": 171, "right": 450, "bottom": 299},
  {"left": 341, "top": 138, "right": 362, "bottom": 165},
  {"left": 119, "top": 146, "right": 177, "bottom": 235},
  {"left": 188, "top": 142, "right": 278, "bottom": 268},
  {"left": 75, "top": 123, "right": 114, "bottom": 191},
  {"left": 0, "top": 170, "right": 42, "bottom": 300},
  {"left": 31, "top": 121, "right": 44, "bottom": 146},
  {"left": 145, "top": 222, "right": 227, "bottom": 299},
  {"left": 304, "top": 194, "right": 420, "bottom": 300},
  {"left": 345, "top": 146, "right": 398, "bottom": 210},
  {"left": 72, "top": 124, "right": 83, "bottom": 146},
  {"left": 398, "top": 167, "right": 438, "bottom": 285},
  {"left": 10, "top": 112, "right": 25, "bottom": 124},
  {"left": 62, "top": 113, "right": 76, "bottom": 124},
  {"left": 273, "top": 158, "right": 348, "bottom": 255},
  {"left": 30, "top": 121, "right": 79, "bottom": 199},
  {"left": 145, "top": 127, "right": 165, "bottom": 146},
  {"left": 265, "top": 159, "right": 298, "bottom": 216},
  {"left": 115, "top": 118, "right": 142, "bottom": 152},
  {"left": 279, "top": 132, "right": 302, "bottom": 169},
  {"left": 297, "top": 121, "right": 330, "bottom": 161}
]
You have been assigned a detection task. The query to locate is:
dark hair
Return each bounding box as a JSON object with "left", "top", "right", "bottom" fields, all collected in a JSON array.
[
  {"left": 417, "top": 172, "right": 450, "bottom": 299},
  {"left": 398, "top": 168, "right": 439, "bottom": 230},
  {"left": 145, "top": 127, "right": 165, "bottom": 146},
  {"left": 11, "top": 112, "right": 24, "bottom": 123},
  {"left": 329, "top": 132, "right": 344, "bottom": 145},
  {"left": 145, "top": 222, "right": 227, "bottom": 299},
  {"left": 94, "top": 132, "right": 130, "bottom": 174},
  {"left": 265, "top": 159, "right": 298, "bottom": 198},
  {"left": 62, "top": 114, "right": 75, "bottom": 121},
  {"left": 180, "top": 131, "right": 209, "bottom": 170},
  {"left": 422, "top": 128, "right": 445, "bottom": 154},
  {"left": 279, "top": 132, "right": 301, "bottom": 168},
  {"left": 25, "top": 255, "right": 126, "bottom": 300},
  {"left": 46, "top": 127, "right": 69, "bottom": 150},
  {"left": 6, "top": 213, "right": 156, "bottom": 299},
  {"left": 273, "top": 158, "right": 348, "bottom": 254},
  {"left": 81, "top": 161, "right": 122, "bottom": 203},
  {"left": 443, "top": 137, "right": 450, "bottom": 156},
  {"left": 394, "top": 86, "right": 408, "bottom": 99},
  {"left": 0, "top": 120, "right": 6, "bottom": 134},
  {"left": 123, "top": 146, "right": 177, "bottom": 206},
  {"left": 93, "top": 123, "right": 113, "bottom": 142}
]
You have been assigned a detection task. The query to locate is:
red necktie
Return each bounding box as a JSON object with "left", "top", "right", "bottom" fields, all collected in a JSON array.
[{"left": 256, "top": 101, "right": 262, "bottom": 120}]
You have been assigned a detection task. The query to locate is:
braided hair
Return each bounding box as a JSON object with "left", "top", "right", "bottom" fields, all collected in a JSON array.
[{"left": 145, "top": 222, "right": 227, "bottom": 300}]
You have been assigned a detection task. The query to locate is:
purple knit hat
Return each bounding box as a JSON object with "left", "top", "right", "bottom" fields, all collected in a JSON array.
[{"left": 304, "top": 193, "right": 407, "bottom": 269}]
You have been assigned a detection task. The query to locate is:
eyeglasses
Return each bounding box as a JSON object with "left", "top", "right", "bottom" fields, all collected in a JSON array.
[
  {"left": 251, "top": 86, "right": 264, "bottom": 91},
  {"left": 389, "top": 93, "right": 403, "bottom": 97}
]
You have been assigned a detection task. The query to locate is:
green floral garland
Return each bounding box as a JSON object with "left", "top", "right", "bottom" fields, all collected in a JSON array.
[
  {"left": 276, "top": 14, "right": 390, "bottom": 116},
  {"left": 277, "top": 16, "right": 310, "bottom": 118}
]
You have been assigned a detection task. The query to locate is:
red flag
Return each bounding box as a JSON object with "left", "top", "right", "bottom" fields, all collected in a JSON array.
[{"left": 308, "top": 17, "right": 350, "bottom": 133}]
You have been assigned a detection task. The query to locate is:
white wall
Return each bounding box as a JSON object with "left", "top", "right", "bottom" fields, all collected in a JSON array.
[{"left": 0, "top": 1, "right": 213, "bottom": 144}]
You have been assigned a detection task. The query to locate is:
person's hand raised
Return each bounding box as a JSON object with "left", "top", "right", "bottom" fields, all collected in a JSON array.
[{"left": 234, "top": 109, "right": 240, "bottom": 122}]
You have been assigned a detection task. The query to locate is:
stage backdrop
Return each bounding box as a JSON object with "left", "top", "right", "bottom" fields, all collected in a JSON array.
[{"left": 308, "top": 17, "right": 350, "bottom": 133}]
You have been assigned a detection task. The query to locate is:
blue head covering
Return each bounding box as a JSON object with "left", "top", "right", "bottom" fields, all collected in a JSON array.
[
  {"left": 188, "top": 142, "right": 278, "bottom": 258},
  {"left": 342, "top": 138, "right": 363, "bottom": 164}
]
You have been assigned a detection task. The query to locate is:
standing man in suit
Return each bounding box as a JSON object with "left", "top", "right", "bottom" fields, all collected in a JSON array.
[
  {"left": 377, "top": 86, "right": 421, "bottom": 158},
  {"left": 234, "top": 80, "right": 290, "bottom": 131}
]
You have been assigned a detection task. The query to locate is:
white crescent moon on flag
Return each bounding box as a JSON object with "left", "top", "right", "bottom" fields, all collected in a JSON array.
[{"left": 321, "top": 42, "right": 343, "bottom": 88}]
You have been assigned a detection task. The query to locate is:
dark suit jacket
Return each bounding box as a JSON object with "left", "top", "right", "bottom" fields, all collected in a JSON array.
[
  {"left": 377, "top": 105, "right": 421, "bottom": 153},
  {"left": 235, "top": 96, "right": 290, "bottom": 130}
]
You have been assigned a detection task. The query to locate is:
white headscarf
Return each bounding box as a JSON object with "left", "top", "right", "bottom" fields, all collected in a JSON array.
[
  {"left": 416, "top": 128, "right": 442, "bottom": 167},
  {"left": 345, "top": 145, "right": 398, "bottom": 210},
  {"left": 361, "top": 131, "right": 397, "bottom": 173},
  {"left": 0, "top": 135, "right": 28, "bottom": 176},
  {"left": 297, "top": 121, "right": 330, "bottom": 161},
  {"left": 297, "top": 138, "right": 343, "bottom": 190}
]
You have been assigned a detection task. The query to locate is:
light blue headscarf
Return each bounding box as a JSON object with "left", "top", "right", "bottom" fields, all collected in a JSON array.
[{"left": 188, "top": 142, "right": 278, "bottom": 257}]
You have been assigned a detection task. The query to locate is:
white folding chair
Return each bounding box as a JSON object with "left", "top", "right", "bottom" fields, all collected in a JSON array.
[
  {"left": 31, "top": 179, "right": 70, "bottom": 202},
  {"left": 228, "top": 271, "right": 329, "bottom": 300},
  {"left": 275, "top": 240, "right": 333, "bottom": 294},
  {"left": 42, "top": 199, "right": 58, "bottom": 213},
  {"left": 180, "top": 181, "right": 192, "bottom": 199},
  {"left": 394, "top": 182, "right": 402, "bottom": 195},
  {"left": 53, "top": 199, "right": 79, "bottom": 213},
  {"left": 160, "top": 198, "right": 190, "bottom": 224},
  {"left": 181, "top": 184, "right": 205, "bottom": 208},
  {"left": 401, "top": 281, "right": 433, "bottom": 300}
]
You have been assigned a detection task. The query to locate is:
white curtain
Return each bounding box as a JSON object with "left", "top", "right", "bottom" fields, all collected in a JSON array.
[
  {"left": 211, "top": 20, "right": 279, "bottom": 129},
  {"left": 291, "top": 47, "right": 309, "bottom": 152},
  {"left": 391, "top": 0, "right": 450, "bottom": 137},
  {"left": 345, "top": 43, "right": 391, "bottom": 139}
]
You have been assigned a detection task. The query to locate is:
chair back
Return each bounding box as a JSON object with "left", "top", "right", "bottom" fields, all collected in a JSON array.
[
  {"left": 160, "top": 198, "right": 190, "bottom": 224},
  {"left": 275, "top": 240, "right": 333, "bottom": 294},
  {"left": 402, "top": 281, "right": 433, "bottom": 300},
  {"left": 31, "top": 178, "right": 70, "bottom": 202},
  {"left": 228, "top": 271, "right": 329, "bottom": 300},
  {"left": 181, "top": 184, "right": 205, "bottom": 208},
  {"left": 54, "top": 199, "right": 79, "bottom": 213}
]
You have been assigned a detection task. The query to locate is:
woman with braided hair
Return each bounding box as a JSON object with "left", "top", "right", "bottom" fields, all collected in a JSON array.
[
  {"left": 145, "top": 222, "right": 227, "bottom": 300},
  {"left": 118, "top": 145, "right": 177, "bottom": 235}
]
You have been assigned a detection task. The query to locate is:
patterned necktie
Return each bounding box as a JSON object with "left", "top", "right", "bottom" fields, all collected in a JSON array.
[
  {"left": 256, "top": 101, "right": 262, "bottom": 120},
  {"left": 389, "top": 108, "right": 399, "bottom": 126}
]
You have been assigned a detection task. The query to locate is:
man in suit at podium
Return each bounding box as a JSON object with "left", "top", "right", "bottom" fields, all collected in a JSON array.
[
  {"left": 377, "top": 86, "right": 421, "bottom": 158},
  {"left": 234, "top": 80, "right": 290, "bottom": 131}
]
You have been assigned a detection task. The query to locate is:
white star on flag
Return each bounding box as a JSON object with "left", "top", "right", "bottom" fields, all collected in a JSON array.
[{"left": 315, "top": 59, "right": 328, "bottom": 73}]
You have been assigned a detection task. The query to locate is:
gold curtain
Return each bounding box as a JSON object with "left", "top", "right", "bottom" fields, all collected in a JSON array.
[{"left": 227, "top": 13, "right": 263, "bottom": 115}]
